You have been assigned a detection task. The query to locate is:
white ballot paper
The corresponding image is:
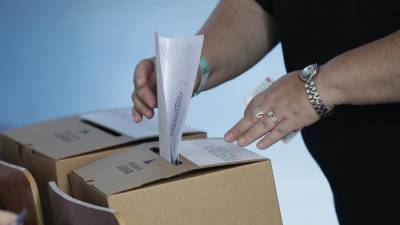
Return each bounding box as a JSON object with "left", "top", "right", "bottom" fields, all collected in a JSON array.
[
  {"left": 80, "top": 108, "right": 199, "bottom": 138},
  {"left": 155, "top": 33, "right": 204, "bottom": 165},
  {"left": 180, "top": 139, "right": 265, "bottom": 167}
]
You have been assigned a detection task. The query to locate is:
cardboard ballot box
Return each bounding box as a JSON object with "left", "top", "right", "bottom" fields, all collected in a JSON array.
[
  {"left": 0, "top": 108, "right": 206, "bottom": 225},
  {"left": 70, "top": 139, "right": 282, "bottom": 225}
]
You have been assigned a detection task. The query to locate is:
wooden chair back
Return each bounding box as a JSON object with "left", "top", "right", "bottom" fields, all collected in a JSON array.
[
  {"left": 48, "top": 181, "right": 125, "bottom": 225},
  {"left": 0, "top": 160, "right": 44, "bottom": 225}
]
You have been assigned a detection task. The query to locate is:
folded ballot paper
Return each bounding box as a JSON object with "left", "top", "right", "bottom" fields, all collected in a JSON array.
[{"left": 155, "top": 33, "right": 203, "bottom": 165}]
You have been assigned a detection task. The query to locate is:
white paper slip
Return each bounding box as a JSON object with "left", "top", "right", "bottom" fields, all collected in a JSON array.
[
  {"left": 180, "top": 139, "right": 265, "bottom": 167},
  {"left": 155, "top": 33, "right": 204, "bottom": 165},
  {"left": 80, "top": 108, "right": 158, "bottom": 138}
]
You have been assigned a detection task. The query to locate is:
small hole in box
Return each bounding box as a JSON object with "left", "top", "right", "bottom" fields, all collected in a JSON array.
[
  {"left": 150, "top": 147, "right": 160, "bottom": 154},
  {"left": 174, "top": 160, "right": 182, "bottom": 165}
]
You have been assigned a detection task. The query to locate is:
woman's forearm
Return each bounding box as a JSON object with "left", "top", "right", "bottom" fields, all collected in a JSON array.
[
  {"left": 319, "top": 30, "right": 400, "bottom": 108},
  {"left": 195, "top": 0, "right": 278, "bottom": 90}
]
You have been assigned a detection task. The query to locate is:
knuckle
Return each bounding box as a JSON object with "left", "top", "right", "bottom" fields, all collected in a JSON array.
[
  {"left": 133, "top": 94, "right": 139, "bottom": 103},
  {"left": 131, "top": 107, "right": 136, "bottom": 117},
  {"left": 135, "top": 59, "right": 146, "bottom": 71},
  {"left": 134, "top": 60, "right": 148, "bottom": 80},
  {"left": 133, "top": 102, "right": 141, "bottom": 111},
  {"left": 134, "top": 66, "right": 141, "bottom": 81},
  {"left": 286, "top": 121, "right": 297, "bottom": 132},
  {"left": 131, "top": 92, "right": 136, "bottom": 102},
  {"left": 260, "top": 118, "right": 270, "bottom": 128},
  {"left": 137, "top": 89, "right": 149, "bottom": 102},
  {"left": 136, "top": 89, "right": 145, "bottom": 99},
  {"left": 245, "top": 101, "right": 257, "bottom": 114},
  {"left": 244, "top": 112, "right": 257, "bottom": 123},
  {"left": 274, "top": 127, "right": 284, "bottom": 136},
  {"left": 230, "top": 129, "right": 240, "bottom": 139},
  {"left": 133, "top": 97, "right": 144, "bottom": 110},
  {"left": 243, "top": 107, "right": 250, "bottom": 117}
]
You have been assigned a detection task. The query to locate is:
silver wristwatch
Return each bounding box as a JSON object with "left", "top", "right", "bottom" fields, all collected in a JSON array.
[{"left": 299, "top": 64, "right": 330, "bottom": 118}]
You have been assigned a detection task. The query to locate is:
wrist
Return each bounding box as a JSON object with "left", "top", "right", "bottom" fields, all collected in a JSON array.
[
  {"left": 316, "top": 64, "right": 346, "bottom": 109},
  {"left": 194, "top": 68, "right": 201, "bottom": 93},
  {"left": 193, "top": 56, "right": 210, "bottom": 96}
]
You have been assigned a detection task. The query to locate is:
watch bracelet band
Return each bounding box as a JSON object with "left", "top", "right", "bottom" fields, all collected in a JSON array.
[
  {"left": 193, "top": 56, "right": 209, "bottom": 96},
  {"left": 305, "top": 79, "right": 330, "bottom": 117}
]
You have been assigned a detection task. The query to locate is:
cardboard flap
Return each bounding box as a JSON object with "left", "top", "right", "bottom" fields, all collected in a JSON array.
[
  {"left": 3, "top": 116, "right": 134, "bottom": 160},
  {"left": 73, "top": 139, "right": 266, "bottom": 196},
  {"left": 2, "top": 108, "right": 204, "bottom": 160},
  {"left": 73, "top": 143, "right": 195, "bottom": 196},
  {"left": 80, "top": 108, "right": 202, "bottom": 138},
  {"left": 179, "top": 139, "right": 266, "bottom": 168}
]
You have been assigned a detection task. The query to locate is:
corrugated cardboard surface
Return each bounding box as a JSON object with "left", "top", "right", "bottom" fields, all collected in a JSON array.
[
  {"left": 111, "top": 162, "right": 281, "bottom": 225},
  {"left": 0, "top": 110, "right": 206, "bottom": 225},
  {"left": 0, "top": 113, "right": 206, "bottom": 193},
  {"left": 72, "top": 161, "right": 282, "bottom": 225},
  {"left": 70, "top": 139, "right": 282, "bottom": 225},
  {"left": 72, "top": 139, "right": 266, "bottom": 195},
  {"left": 2, "top": 116, "right": 133, "bottom": 160}
]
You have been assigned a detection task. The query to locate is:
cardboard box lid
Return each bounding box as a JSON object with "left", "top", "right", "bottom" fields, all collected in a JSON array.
[
  {"left": 73, "top": 139, "right": 266, "bottom": 196},
  {"left": 1, "top": 108, "right": 204, "bottom": 160}
]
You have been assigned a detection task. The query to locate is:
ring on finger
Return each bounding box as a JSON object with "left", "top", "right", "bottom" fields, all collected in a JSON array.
[
  {"left": 267, "top": 110, "right": 278, "bottom": 123},
  {"left": 255, "top": 106, "right": 265, "bottom": 119}
]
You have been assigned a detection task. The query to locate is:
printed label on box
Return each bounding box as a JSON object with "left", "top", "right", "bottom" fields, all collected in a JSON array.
[{"left": 179, "top": 139, "right": 265, "bottom": 167}]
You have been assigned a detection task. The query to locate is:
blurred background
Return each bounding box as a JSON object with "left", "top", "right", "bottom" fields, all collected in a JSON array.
[{"left": 0, "top": 1, "right": 338, "bottom": 224}]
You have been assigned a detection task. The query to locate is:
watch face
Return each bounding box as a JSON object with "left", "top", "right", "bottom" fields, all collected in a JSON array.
[{"left": 300, "top": 64, "right": 318, "bottom": 81}]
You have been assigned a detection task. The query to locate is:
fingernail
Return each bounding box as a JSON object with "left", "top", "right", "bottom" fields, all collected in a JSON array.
[
  {"left": 134, "top": 114, "right": 141, "bottom": 122},
  {"left": 224, "top": 132, "right": 233, "bottom": 142},
  {"left": 146, "top": 111, "right": 153, "bottom": 118}
]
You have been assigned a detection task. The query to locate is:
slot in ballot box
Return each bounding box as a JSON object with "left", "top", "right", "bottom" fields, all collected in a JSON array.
[
  {"left": 0, "top": 108, "right": 206, "bottom": 225},
  {"left": 70, "top": 139, "right": 282, "bottom": 225}
]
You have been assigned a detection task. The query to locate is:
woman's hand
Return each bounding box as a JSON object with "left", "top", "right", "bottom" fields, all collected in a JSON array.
[
  {"left": 0, "top": 210, "right": 18, "bottom": 225},
  {"left": 132, "top": 57, "right": 157, "bottom": 122},
  {"left": 224, "top": 70, "right": 334, "bottom": 149}
]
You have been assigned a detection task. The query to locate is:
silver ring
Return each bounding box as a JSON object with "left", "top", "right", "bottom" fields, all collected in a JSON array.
[
  {"left": 255, "top": 107, "right": 265, "bottom": 119},
  {"left": 267, "top": 110, "right": 278, "bottom": 123}
]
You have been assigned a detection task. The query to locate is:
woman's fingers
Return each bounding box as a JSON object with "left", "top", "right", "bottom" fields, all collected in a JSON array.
[
  {"left": 225, "top": 72, "right": 320, "bottom": 149},
  {"left": 132, "top": 107, "right": 143, "bottom": 122},
  {"left": 236, "top": 116, "right": 275, "bottom": 147},
  {"left": 136, "top": 84, "right": 157, "bottom": 109},
  {"left": 224, "top": 116, "right": 255, "bottom": 143},
  {"left": 257, "top": 120, "right": 293, "bottom": 149},
  {"left": 132, "top": 58, "right": 157, "bottom": 122},
  {"left": 133, "top": 94, "right": 154, "bottom": 119}
]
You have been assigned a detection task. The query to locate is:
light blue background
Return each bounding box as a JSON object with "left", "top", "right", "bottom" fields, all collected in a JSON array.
[{"left": 0, "top": 1, "right": 338, "bottom": 224}]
